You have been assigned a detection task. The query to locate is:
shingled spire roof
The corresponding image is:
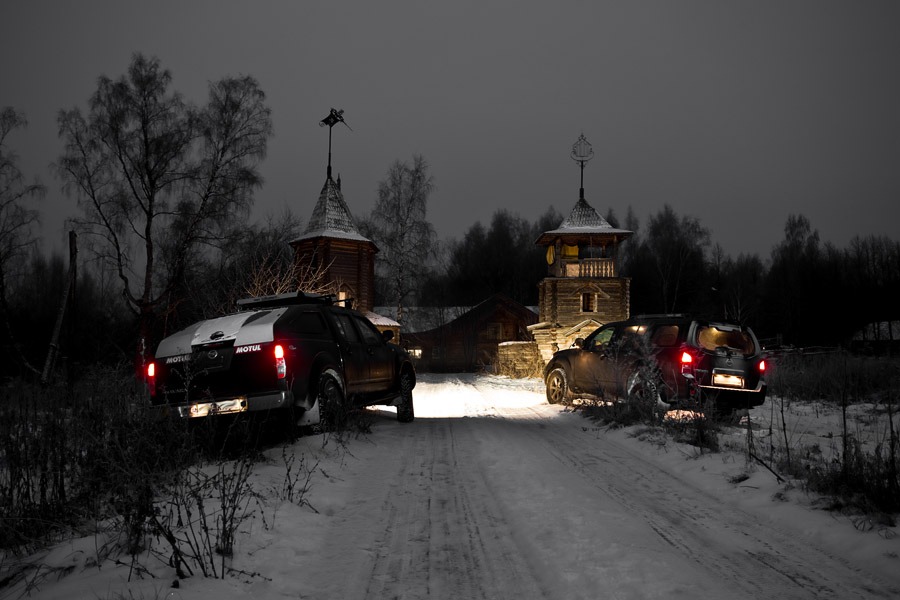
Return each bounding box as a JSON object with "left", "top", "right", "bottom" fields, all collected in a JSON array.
[
  {"left": 535, "top": 196, "right": 632, "bottom": 245},
  {"left": 291, "top": 176, "right": 372, "bottom": 243},
  {"left": 560, "top": 197, "right": 612, "bottom": 229},
  {"left": 537, "top": 198, "right": 633, "bottom": 245}
]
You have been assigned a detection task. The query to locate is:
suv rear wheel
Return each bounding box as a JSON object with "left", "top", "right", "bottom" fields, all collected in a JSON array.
[{"left": 626, "top": 371, "right": 667, "bottom": 414}]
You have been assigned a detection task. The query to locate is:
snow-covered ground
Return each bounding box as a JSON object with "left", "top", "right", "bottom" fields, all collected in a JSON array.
[{"left": 5, "top": 374, "right": 899, "bottom": 599}]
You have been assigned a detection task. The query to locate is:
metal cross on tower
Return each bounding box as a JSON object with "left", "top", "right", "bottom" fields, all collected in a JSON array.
[
  {"left": 570, "top": 133, "right": 594, "bottom": 200},
  {"left": 319, "top": 108, "right": 352, "bottom": 179}
]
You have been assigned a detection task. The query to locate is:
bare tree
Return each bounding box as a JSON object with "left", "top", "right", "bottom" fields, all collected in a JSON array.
[
  {"left": 365, "top": 155, "right": 436, "bottom": 323},
  {"left": 219, "top": 210, "right": 334, "bottom": 305},
  {"left": 0, "top": 107, "right": 44, "bottom": 373},
  {"left": 57, "top": 54, "right": 272, "bottom": 368}
]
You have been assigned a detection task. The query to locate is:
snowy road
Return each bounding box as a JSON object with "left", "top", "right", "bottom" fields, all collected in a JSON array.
[
  {"left": 272, "top": 374, "right": 899, "bottom": 600},
  {"left": 23, "top": 374, "right": 897, "bottom": 599}
]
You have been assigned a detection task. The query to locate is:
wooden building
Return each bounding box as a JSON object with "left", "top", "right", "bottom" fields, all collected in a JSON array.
[
  {"left": 290, "top": 174, "right": 399, "bottom": 335},
  {"left": 531, "top": 197, "right": 633, "bottom": 362},
  {"left": 403, "top": 294, "right": 538, "bottom": 372}
]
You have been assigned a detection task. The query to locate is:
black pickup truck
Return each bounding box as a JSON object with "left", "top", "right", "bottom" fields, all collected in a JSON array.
[{"left": 146, "top": 292, "right": 416, "bottom": 428}]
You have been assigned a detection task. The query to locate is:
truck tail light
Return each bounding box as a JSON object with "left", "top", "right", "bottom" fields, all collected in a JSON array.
[
  {"left": 147, "top": 362, "right": 157, "bottom": 397},
  {"left": 274, "top": 344, "right": 286, "bottom": 379}
]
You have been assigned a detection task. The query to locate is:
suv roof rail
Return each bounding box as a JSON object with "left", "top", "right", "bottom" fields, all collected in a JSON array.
[
  {"left": 237, "top": 291, "right": 335, "bottom": 309},
  {"left": 630, "top": 313, "right": 691, "bottom": 320}
]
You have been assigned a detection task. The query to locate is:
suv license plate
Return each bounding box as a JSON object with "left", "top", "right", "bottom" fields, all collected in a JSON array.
[
  {"left": 713, "top": 374, "right": 744, "bottom": 388},
  {"left": 180, "top": 398, "right": 248, "bottom": 418}
]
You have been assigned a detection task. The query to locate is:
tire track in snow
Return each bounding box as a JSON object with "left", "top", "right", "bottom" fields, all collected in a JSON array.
[
  {"left": 351, "top": 417, "right": 548, "bottom": 600},
  {"left": 507, "top": 400, "right": 898, "bottom": 599},
  {"left": 299, "top": 378, "right": 897, "bottom": 599}
]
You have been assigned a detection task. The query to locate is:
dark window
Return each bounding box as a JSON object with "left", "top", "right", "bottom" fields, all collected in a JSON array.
[
  {"left": 353, "top": 315, "right": 382, "bottom": 344},
  {"left": 334, "top": 314, "right": 360, "bottom": 343},
  {"left": 585, "top": 326, "right": 614, "bottom": 350},
  {"left": 651, "top": 325, "right": 680, "bottom": 347},
  {"left": 608, "top": 325, "right": 645, "bottom": 354},
  {"left": 284, "top": 311, "right": 326, "bottom": 334},
  {"left": 484, "top": 322, "right": 503, "bottom": 340},
  {"left": 581, "top": 293, "right": 594, "bottom": 312}
]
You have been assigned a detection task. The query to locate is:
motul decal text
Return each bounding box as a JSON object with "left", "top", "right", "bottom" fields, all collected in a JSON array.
[{"left": 234, "top": 344, "right": 262, "bottom": 354}]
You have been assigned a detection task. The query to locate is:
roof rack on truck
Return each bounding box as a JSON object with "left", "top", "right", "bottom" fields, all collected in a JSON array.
[{"left": 236, "top": 291, "right": 334, "bottom": 309}]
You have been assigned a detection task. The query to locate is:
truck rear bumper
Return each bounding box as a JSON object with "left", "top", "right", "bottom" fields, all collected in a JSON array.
[{"left": 154, "top": 391, "right": 293, "bottom": 418}]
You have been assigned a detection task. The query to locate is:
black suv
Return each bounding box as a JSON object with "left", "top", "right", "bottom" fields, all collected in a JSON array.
[
  {"left": 544, "top": 315, "right": 767, "bottom": 413},
  {"left": 147, "top": 292, "right": 416, "bottom": 428}
]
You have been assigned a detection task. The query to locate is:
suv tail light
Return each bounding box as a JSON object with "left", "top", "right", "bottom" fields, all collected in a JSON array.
[
  {"left": 274, "top": 344, "right": 286, "bottom": 379},
  {"left": 680, "top": 350, "right": 696, "bottom": 381},
  {"left": 758, "top": 359, "right": 766, "bottom": 373},
  {"left": 147, "top": 362, "right": 156, "bottom": 397}
]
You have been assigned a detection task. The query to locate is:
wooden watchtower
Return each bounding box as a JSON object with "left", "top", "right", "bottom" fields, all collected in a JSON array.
[
  {"left": 289, "top": 174, "right": 378, "bottom": 313},
  {"left": 288, "top": 109, "right": 399, "bottom": 339},
  {"left": 530, "top": 135, "right": 632, "bottom": 362}
]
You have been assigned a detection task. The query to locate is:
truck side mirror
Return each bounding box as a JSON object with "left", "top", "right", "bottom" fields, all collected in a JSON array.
[
  {"left": 382, "top": 330, "right": 394, "bottom": 343},
  {"left": 573, "top": 338, "right": 585, "bottom": 349}
]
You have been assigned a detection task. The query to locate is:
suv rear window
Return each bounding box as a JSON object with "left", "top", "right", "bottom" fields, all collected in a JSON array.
[{"left": 695, "top": 325, "right": 757, "bottom": 356}]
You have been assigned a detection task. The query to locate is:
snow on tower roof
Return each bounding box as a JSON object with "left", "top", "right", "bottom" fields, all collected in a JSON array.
[
  {"left": 291, "top": 176, "right": 372, "bottom": 243},
  {"left": 536, "top": 197, "right": 632, "bottom": 245},
  {"left": 559, "top": 197, "right": 612, "bottom": 229}
]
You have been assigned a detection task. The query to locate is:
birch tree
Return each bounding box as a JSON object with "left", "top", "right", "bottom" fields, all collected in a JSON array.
[
  {"left": 366, "top": 155, "right": 436, "bottom": 323},
  {"left": 57, "top": 54, "right": 272, "bottom": 367}
]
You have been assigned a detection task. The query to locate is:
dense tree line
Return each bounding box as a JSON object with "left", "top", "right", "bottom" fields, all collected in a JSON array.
[
  {"left": 403, "top": 206, "right": 900, "bottom": 349},
  {"left": 417, "top": 208, "right": 561, "bottom": 307},
  {"left": 3, "top": 53, "right": 899, "bottom": 383}
]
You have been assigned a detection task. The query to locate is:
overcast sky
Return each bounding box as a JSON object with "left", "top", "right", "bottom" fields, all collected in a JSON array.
[{"left": 2, "top": 0, "right": 898, "bottom": 257}]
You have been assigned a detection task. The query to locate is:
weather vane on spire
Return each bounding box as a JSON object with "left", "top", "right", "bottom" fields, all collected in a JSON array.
[
  {"left": 319, "top": 108, "right": 352, "bottom": 179},
  {"left": 570, "top": 133, "right": 594, "bottom": 200}
]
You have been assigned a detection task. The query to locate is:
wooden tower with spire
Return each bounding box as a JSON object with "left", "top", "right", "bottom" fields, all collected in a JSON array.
[
  {"left": 530, "top": 134, "right": 633, "bottom": 361},
  {"left": 289, "top": 109, "right": 378, "bottom": 314}
]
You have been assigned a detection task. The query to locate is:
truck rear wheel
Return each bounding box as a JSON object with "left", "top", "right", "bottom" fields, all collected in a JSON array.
[{"left": 317, "top": 374, "right": 346, "bottom": 432}]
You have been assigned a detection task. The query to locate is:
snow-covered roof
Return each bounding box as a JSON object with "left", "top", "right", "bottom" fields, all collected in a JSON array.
[
  {"left": 366, "top": 311, "right": 400, "bottom": 328},
  {"left": 536, "top": 197, "right": 632, "bottom": 246},
  {"left": 375, "top": 302, "right": 538, "bottom": 334},
  {"left": 564, "top": 319, "right": 603, "bottom": 337},
  {"left": 291, "top": 176, "right": 373, "bottom": 244},
  {"left": 374, "top": 306, "right": 471, "bottom": 333}
]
